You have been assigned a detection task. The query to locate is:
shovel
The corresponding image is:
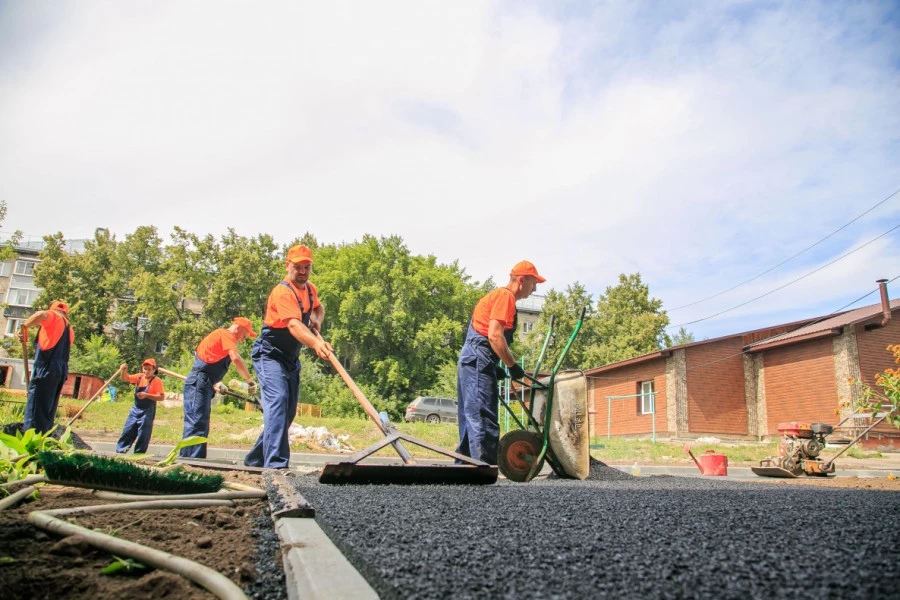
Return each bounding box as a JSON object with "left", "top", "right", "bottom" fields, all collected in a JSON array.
[{"left": 315, "top": 332, "right": 497, "bottom": 485}]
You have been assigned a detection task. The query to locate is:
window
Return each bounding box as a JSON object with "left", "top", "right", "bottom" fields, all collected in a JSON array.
[
  {"left": 522, "top": 321, "right": 535, "bottom": 334},
  {"left": 6, "top": 288, "right": 40, "bottom": 307},
  {"left": 639, "top": 381, "right": 655, "bottom": 415},
  {"left": 14, "top": 261, "right": 37, "bottom": 276},
  {"left": 155, "top": 341, "right": 168, "bottom": 354},
  {"left": 0, "top": 262, "right": 11, "bottom": 277},
  {"left": 5, "top": 318, "right": 22, "bottom": 337}
]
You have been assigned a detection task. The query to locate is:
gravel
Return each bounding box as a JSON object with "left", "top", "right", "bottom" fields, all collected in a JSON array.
[
  {"left": 289, "top": 464, "right": 900, "bottom": 599},
  {"left": 243, "top": 505, "right": 287, "bottom": 600}
]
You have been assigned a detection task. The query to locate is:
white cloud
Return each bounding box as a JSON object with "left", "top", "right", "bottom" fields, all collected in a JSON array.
[{"left": 0, "top": 0, "right": 898, "bottom": 341}]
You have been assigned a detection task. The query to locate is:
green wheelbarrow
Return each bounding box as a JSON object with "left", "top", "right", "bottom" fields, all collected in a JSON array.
[{"left": 497, "top": 307, "right": 589, "bottom": 482}]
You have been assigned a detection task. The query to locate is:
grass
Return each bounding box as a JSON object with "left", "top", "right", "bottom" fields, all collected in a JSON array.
[{"left": 1, "top": 389, "right": 894, "bottom": 464}]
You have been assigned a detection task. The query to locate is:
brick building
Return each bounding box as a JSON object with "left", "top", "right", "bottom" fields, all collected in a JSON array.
[{"left": 586, "top": 285, "right": 899, "bottom": 447}]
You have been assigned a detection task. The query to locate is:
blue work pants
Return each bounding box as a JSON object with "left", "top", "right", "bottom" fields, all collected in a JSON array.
[
  {"left": 456, "top": 340, "right": 500, "bottom": 465},
  {"left": 243, "top": 355, "right": 299, "bottom": 469},
  {"left": 116, "top": 401, "right": 157, "bottom": 454},
  {"left": 180, "top": 356, "right": 230, "bottom": 459}
]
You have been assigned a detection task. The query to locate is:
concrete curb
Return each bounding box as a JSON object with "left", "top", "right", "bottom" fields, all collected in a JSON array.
[{"left": 276, "top": 518, "right": 378, "bottom": 600}]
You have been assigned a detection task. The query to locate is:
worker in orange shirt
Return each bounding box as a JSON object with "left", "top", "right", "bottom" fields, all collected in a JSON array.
[
  {"left": 456, "top": 261, "right": 545, "bottom": 465},
  {"left": 18, "top": 300, "right": 74, "bottom": 434},
  {"left": 116, "top": 358, "right": 165, "bottom": 454},
  {"left": 244, "top": 244, "right": 332, "bottom": 469},
  {"left": 180, "top": 317, "right": 258, "bottom": 459}
]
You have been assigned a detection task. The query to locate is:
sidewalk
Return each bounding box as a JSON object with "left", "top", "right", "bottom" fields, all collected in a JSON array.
[{"left": 84, "top": 441, "right": 900, "bottom": 479}]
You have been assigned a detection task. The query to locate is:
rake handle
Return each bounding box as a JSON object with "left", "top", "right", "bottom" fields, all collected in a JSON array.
[
  {"left": 315, "top": 332, "right": 416, "bottom": 464},
  {"left": 66, "top": 366, "right": 124, "bottom": 428},
  {"left": 20, "top": 336, "right": 30, "bottom": 385}
]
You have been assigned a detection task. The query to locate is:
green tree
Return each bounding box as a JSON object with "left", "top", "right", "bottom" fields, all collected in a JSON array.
[
  {"left": 519, "top": 282, "right": 596, "bottom": 371},
  {"left": 670, "top": 327, "right": 695, "bottom": 346},
  {"left": 0, "top": 200, "right": 21, "bottom": 263},
  {"left": 32, "top": 233, "right": 79, "bottom": 323},
  {"left": 70, "top": 228, "right": 122, "bottom": 337},
  {"left": 313, "top": 235, "right": 488, "bottom": 418},
  {"left": 584, "top": 273, "right": 670, "bottom": 366},
  {"left": 69, "top": 334, "right": 122, "bottom": 378}
]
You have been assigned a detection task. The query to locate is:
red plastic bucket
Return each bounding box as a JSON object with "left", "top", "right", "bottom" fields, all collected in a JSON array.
[{"left": 696, "top": 450, "right": 728, "bottom": 476}]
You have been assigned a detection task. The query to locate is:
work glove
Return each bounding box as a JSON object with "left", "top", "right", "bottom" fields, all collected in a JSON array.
[
  {"left": 246, "top": 381, "right": 258, "bottom": 395},
  {"left": 507, "top": 364, "right": 526, "bottom": 380}
]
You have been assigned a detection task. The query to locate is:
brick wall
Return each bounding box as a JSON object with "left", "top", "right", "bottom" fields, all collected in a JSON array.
[
  {"left": 684, "top": 337, "right": 747, "bottom": 434},
  {"left": 589, "top": 358, "right": 667, "bottom": 437},
  {"left": 762, "top": 337, "right": 837, "bottom": 434},
  {"left": 854, "top": 317, "right": 900, "bottom": 437},
  {"left": 855, "top": 318, "right": 900, "bottom": 387}
]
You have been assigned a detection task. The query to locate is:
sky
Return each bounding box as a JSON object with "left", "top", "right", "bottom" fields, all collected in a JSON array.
[{"left": 1, "top": 0, "right": 898, "bottom": 342}]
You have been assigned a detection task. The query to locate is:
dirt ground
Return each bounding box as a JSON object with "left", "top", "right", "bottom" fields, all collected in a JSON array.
[{"left": 0, "top": 469, "right": 271, "bottom": 600}]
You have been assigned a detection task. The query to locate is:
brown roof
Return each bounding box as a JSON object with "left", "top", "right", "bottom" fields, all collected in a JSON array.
[{"left": 745, "top": 299, "right": 900, "bottom": 352}]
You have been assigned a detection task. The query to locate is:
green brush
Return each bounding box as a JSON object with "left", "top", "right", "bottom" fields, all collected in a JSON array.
[{"left": 38, "top": 451, "right": 225, "bottom": 495}]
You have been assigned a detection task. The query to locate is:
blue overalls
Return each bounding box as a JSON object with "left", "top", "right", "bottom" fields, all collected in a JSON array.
[
  {"left": 244, "top": 282, "right": 312, "bottom": 469},
  {"left": 24, "top": 319, "right": 71, "bottom": 434},
  {"left": 455, "top": 312, "right": 517, "bottom": 465},
  {"left": 180, "top": 353, "right": 231, "bottom": 458},
  {"left": 116, "top": 376, "right": 158, "bottom": 454}
]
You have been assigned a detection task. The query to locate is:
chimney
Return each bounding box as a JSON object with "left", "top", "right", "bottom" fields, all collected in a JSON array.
[{"left": 877, "top": 279, "right": 891, "bottom": 327}]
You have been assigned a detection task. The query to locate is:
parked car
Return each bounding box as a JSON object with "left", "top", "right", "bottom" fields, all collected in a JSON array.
[{"left": 405, "top": 396, "right": 458, "bottom": 424}]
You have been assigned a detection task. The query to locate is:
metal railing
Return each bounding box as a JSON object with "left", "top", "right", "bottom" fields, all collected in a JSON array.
[{"left": 605, "top": 392, "right": 659, "bottom": 443}]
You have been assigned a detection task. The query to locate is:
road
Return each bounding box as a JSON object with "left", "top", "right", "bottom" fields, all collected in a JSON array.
[{"left": 288, "top": 465, "right": 899, "bottom": 599}]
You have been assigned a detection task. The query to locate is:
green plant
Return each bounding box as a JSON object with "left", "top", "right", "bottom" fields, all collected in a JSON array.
[
  {"left": 158, "top": 436, "right": 207, "bottom": 467},
  {"left": 848, "top": 344, "right": 900, "bottom": 428},
  {"left": 0, "top": 427, "right": 76, "bottom": 487},
  {"left": 101, "top": 556, "right": 149, "bottom": 575}
]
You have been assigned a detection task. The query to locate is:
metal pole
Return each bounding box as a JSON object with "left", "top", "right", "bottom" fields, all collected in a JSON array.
[{"left": 607, "top": 396, "right": 612, "bottom": 440}]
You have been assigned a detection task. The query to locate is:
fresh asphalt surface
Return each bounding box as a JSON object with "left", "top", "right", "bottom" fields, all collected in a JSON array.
[
  {"left": 290, "top": 463, "right": 900, "bottom": 600},
  {"left": 82, "top": 442, "right": 900, "bottom": 598}
]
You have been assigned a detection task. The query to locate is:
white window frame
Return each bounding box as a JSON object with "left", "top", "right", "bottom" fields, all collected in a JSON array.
[
  {"left": 155, "top": 341, "right": 168, "bottom": 354},
  {"left": 14, "top": 260, "right": 37, "bottom": 276},
  {"left": 5, "top": 318, "right": 23, "bottom": 337},
  {"left": 6, "top": 287, "right": 40, "bottom": 307},
  {"left": 522, "top": 321, "right": 534, "bottom": 334},
  {"left": 0, "top": 262, "right": 11, "bottom": 277},
  {"left": 639, "top": 380, "right": 655, "bottom": 415}
]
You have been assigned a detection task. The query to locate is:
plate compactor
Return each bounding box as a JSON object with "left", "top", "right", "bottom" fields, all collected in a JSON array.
[
  {"left": 752, "top": 405, "right": 897, "bottom": 478},
  {"left": 496, "top": 308, "right": 591, "bottom": 483}
]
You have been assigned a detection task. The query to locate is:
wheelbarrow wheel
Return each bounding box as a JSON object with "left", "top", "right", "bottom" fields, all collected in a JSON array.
[{"left": 498, "top": 430, "right": 544, "bottom": 482}]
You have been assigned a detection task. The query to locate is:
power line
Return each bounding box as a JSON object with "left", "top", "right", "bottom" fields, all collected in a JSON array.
[
  {"left": 586, "top": 275, "right": 899, "bottom": 382},
  {"left": 668, "top": 186, "right": 900, "bottom": 312},
  {"left": 668, "top": 222, "right": 900, "bottom": 329}
]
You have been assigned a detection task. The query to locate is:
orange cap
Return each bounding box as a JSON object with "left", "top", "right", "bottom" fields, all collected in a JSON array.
[
  {"left": 49, "top": 300, "right": 69, "bottom": 315},
  {"left": 286, "top": 245, "right": 313, "bottom": 264},
  {"left": 510, "top": 260, "right": 546, "bottom": 283},
  {"left": 233, "top": 316, "right": 258, "bottom": 338},
  {"left": 142, "top": 358, "right": 157, "bottom": 367}
]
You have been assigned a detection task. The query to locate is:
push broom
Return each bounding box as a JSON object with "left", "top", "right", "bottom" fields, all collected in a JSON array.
[{"left": 315, "top": 332, "right": 498, "bottom": 485}]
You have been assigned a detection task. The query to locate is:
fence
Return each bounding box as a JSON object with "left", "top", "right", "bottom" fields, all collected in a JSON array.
[
  {"left": 605, "top": 392, "right": 659, "bottom": 443},
  {"left": 298, "top": 403, "right": 322, "bottom": 418}
]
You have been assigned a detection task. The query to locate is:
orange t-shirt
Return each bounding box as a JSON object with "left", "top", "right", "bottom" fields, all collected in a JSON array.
[
  {"left": 471, "top": 288, "right": 517, "bottom": 337},
  {"left": 195, "top": 329, "right": 237, "bottom": 364},
  {"left": 263, "top": 280, "right": 321, "bottom": 329},
  {"left": 37, "top": 311, "right": 75, "bottom": 351},
  {"left": 127, "top": 374, "right": 164, "bottom": 395}
]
